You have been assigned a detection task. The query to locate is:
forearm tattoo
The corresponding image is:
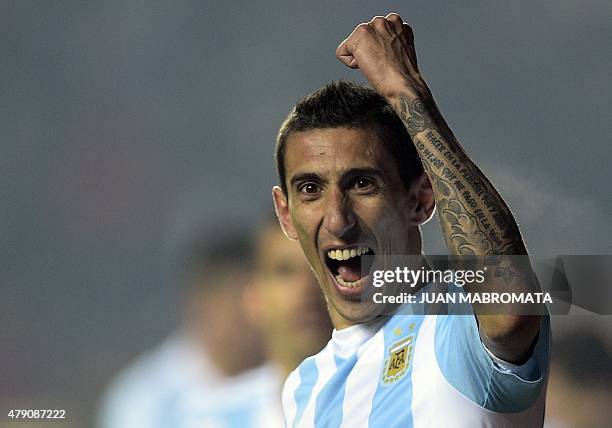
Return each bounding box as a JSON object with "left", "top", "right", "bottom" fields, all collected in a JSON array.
[{"left": 397, "top": 95, "right": 527, "bottom": 262}]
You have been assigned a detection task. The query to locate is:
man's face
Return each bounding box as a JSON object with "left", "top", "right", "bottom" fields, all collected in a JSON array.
[
  {"left": 274, "top": 127, "right": 427, "bottom": 329},
  {"left": 251, "top": 225, "right": 331, "bottom": 370},
  {"left": 188, "top": 269, "right": 264, "bottom": 375}
]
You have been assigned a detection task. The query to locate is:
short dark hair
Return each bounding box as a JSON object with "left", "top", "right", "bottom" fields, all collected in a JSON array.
[
  {"left": 275, "top": 80, "right": 423, "bottom": 195},
  {"left": 183, "top": 229, "right": 253, "bottom": 290}
]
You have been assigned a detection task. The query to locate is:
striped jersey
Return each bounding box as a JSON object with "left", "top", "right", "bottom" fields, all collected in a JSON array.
[
  {"left": 98, "top": 333, "right": 284, "bottom": 428},
  {"left": 176, "top": 364, "right": 284, "bottom": 428},
  {"left": 282, "top": 283, "right": 551, "bottom": 428}
]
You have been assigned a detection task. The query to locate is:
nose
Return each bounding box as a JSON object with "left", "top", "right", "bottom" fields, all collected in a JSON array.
[{"left": 322, "top": 188, "right": 357, "bottom": 240}]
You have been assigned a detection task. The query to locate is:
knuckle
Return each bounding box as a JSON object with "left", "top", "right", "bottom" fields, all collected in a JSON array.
[
  {"left": 355, "top": 23, "right": 369, "bottom": 34},
  {"left": 386, "top": 12, "right": 402, "bottom": 22},
  {"left": 370, "top": 16, "right": 386, "bottom": 27}
]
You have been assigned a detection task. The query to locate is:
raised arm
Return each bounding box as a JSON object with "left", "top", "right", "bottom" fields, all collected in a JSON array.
[{"left": 336, "top": 13, "right": 541, "bottom": 363}]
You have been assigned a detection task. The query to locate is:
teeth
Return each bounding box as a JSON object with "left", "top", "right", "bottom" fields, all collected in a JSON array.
[
  {"left": 327, "top": 246, "right": 370, "bottom": 261},
  {"left": 335, "top": 274, "right": 363, "bottom": 288}
]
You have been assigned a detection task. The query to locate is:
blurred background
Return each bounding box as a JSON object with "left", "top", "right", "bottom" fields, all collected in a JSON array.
[{"left": 1, "top": 1, "right": 611, "bottom": 427}]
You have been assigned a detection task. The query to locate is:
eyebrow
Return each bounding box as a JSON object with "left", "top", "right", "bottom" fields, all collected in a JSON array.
[
  {"left": 343, "top": 167, "right": 383, "bottom": 179},
  {"left": 289, "top": 167, "right": 384, "bottom": 188},
  {"left": 289, "top": 172, "right": 327, "bottom": 188}
]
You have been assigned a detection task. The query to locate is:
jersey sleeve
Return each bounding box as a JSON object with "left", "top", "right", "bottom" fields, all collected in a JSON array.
[{"left": 433, "top": 302, "right": 551, "bottom": 413}]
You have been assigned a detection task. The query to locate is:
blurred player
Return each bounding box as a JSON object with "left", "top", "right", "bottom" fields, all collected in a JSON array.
[
  {"left": 272, "top": 13, "right": 551, "bottom": 427},
  {"left": 247, "top": 217, "right": 333, "bottom": 376},
  {"left": 177, "top": 216, "right": 332, "bottom": 427},
  {"left": 96, "top": 231, "right": 264, "bottom": 428}
]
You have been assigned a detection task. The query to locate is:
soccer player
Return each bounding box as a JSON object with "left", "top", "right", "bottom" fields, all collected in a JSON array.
[
  {"left": 98, "top": 218, "right": 331, "bottom": 428},
  {"left": 272, "top": 13, "right": 550, "bottom": 427}
]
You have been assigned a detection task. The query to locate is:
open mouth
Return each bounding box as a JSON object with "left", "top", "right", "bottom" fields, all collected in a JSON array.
[{"left": 324, "top": 246, "right": 376, "bottom": 291}]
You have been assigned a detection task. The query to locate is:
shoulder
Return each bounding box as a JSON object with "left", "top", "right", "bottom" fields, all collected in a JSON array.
[
  {"left": 96, "top": 344, "right": 168, "bottom": 428},
  {"left": 282, "top": 349, "right": 324, "bottom": 397},
  {"left": 97, "top": 333, "right": 206, "bottom": 428}
]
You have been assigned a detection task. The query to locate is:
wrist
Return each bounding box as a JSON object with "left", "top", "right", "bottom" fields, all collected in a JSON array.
[{"left": 382, "top": 75, "right": 432, "bottom": 108}]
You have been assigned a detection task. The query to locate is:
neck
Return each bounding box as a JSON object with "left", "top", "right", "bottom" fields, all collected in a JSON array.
[
  {"left": 330, "top": 253, "right": 431, "bottom": 330},
  {"left": 329, "top": 309, "right": 390, "bottom": 331}
]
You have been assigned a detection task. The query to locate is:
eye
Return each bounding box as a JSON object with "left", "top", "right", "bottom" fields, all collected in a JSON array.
[
  {"left": 351, "top": 176, "right": 377, "bottom": 193},
  {"left": 297, "top": 182, "right": 321, "bottom": 195}
]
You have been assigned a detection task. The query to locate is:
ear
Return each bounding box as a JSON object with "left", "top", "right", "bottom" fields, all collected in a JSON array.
[
  {"left": 411, "top": 173, "right": 436, "bottom": 225},
  {"left": 272, "top": 186, "right": 298, "bottom": 240}
]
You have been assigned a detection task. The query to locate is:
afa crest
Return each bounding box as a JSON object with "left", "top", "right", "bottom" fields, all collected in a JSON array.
[{"left": 382, "top": 335, "right": 414, "bottom": 384}]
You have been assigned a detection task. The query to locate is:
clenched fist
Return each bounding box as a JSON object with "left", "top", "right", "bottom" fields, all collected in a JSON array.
[{"left": 336, "top": 13, "right": 428, "bottom": 101}]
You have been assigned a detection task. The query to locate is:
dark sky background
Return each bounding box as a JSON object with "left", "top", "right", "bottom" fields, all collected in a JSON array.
[{"left": 1, "top": 1, "right": 611, "bottom": 426}]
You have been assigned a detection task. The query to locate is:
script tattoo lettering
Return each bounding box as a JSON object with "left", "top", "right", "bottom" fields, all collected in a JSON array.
[{"left": 397, "top": 95, "right": 527, "bottom": 284}]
